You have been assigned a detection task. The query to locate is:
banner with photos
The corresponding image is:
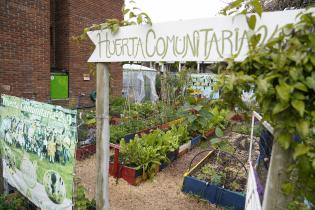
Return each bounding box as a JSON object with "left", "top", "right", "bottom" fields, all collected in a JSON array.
[
  {"left": 189, "top": 73, "right": 219, "bottom": 99},
  {"left": 0, "top": 95, "right": 77, "bottom": 210}
]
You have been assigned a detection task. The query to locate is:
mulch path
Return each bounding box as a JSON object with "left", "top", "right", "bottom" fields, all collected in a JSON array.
[
  {"left": 75, "top": 146, "right": 218, "bottom": 210},
  {"left": 75, "top": 131, "right": 258, "bottom": 210}
]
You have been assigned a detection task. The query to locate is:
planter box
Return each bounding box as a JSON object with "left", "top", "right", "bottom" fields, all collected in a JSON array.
[
  {"left": 109, "top": 162, "right": 144, "bottom": 185},
  {"left": 167, "top": 118, "right": 184, "bottom": 126},
  {"left": 109, "top": 148, "right": 178, "bottom": 185},
  {"left": 123, "top": 133, "right": 136, "bottom": 143},
  {"left": 191, "top": 135, "right": 202, "bottom": 147},
  {"left": 182, "top": 176, "right": 245, "bottom": 210},
  {"left": 160, "top": 148, "right": 179, "bottom": 170},
  {"left": 182, "top": 151, "right": 246, "bottom": 210},
  {"left": 203, "top": 128, "right": 215, "bottom": 138},
  {"left": 76, "top": 144, "right": 96, "bottom": 160}
]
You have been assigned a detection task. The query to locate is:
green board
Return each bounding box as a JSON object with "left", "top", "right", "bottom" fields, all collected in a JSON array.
[{"left": 51, "top": 73, "right": 68, "bottom": 99}]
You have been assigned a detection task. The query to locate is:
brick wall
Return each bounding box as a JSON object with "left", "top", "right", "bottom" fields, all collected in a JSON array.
[
  {"left": 0, "top": 0, "right": 123, "bottom": 105},
  {"left": 0, "top": 0, "right": 50, "bottom": 102},
  {"left": 56, "top": 0, "right": 124, "bottom": 106}
]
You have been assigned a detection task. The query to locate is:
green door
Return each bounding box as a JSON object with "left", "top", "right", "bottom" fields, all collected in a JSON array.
[{"left": 50, "top": 73, "right": 69, "bottom": 99}]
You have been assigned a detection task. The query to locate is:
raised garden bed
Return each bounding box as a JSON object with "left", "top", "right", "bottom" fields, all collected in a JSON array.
[
  {"left": 76, "top": 119, "right": 180, "bottom": 160},
  {"left": 182, "top": 150, "right": 247, "bottom": 210},
  {"left": 109, "top": 133, "right": 206, "bottom": 185},
  {"left": 76, "top": 143, "right": 96, "bottom": 160}
]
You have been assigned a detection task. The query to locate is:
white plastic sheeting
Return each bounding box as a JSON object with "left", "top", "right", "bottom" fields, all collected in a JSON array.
[{"left": 122, "top": 64, "right": 159, "bottom": 102}]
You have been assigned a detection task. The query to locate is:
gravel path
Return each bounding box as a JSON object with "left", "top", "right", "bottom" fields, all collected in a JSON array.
[{"left": 75, "top": 146, "right": 218, "bottom": 210}]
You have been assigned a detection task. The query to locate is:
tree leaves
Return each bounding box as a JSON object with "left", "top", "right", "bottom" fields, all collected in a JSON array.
[
  {"left": 272, "top": 102, "right": 289, "bottom": 115},
  {"left": 291, "top": 100, "right": 305, "bottom": 116},
  {"left": 276, "top": 82, "right": 291, "bottom": 102},
  {"left": 296, "top": 120, "right": 310, "bottom": 137},
  {"left": 250, "top": 0, "right": 263, "bottom": 16},
  {"left": 247, "top": 15, "right": 257, "bottom": 30},
  {"left": 293, "top": 144, "right": 310, "bottom": 160},
  {"left": 215, "top": 126, "right": 224, "bottom": 138},
  {"left": 277, "top": 133, "right": 291, "bottom": 150}
]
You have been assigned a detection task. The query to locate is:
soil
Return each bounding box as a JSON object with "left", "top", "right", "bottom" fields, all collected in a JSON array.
[
  {"left": 192, "top": 132, "right": 259, "bottom": 193},
  {"left": 75, "top": 146, "right": 222, "bottom": 210}
]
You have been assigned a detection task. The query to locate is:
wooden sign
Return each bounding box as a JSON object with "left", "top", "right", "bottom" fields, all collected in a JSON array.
[{"left": 88, "top": 9, "right": 312, "bottom": 62}]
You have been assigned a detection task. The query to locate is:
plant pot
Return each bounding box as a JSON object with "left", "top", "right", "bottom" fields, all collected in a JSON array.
[
  {"left": 76, "top": 144, "right": 96, "bottom": 160},
  {"left": 158, "top": 123, "right": 170, "bottom": 130},
  {"left": 230, "top": 114, "right": 244, "bottom": 122},
  {"left": 136, "top": 127, "right": 153, "bottom": 136},
  {"left": 191, "top": 135, "right": 202, "bottom": 147},
  {"left": 160, "top": 149, "right": 179, "bottom": 171},
  {"left": 124, "top": 133, "right": 136, "bottom": 143},
  {"left": 110, "top": 116, "right": 121, "bottom": 125},
  {"left": 167, "top": 118, "right": 184, "bottom": 126},
  {"left": 109, "top": 162, "right": 144, "bottom": 185},
  {"left": 204, "top": 128, "right": 215, "bottom": 138},
  {"left": 178, "top": 141, "right": 191, "bottom": 156}
]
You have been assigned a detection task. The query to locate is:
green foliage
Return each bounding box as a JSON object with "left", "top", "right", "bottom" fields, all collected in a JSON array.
[
  {"left": 74, "top": 186, "right": 96, "bottom": 210},
  {"left": 119, "top": 128, "right": 179, "bottom": 177},
  {"left": 168, "top": 125, "right": 191, "bottom": 145},
  {"left": 217, "top": 8, "right": 315, "bottom": 207},
  {"left": 109, "top": 96, "right": 127, "bottom": 116},
  {"left": 205, "top": 107, "right": 229, "bottom": 132},
  {"left": 177, "top": 99, "right": 214, "bottom": 134},
  {"left": 0, "top": 193, "right": 28, "bottom": 210},
  {"left": 178, "top": 99, "right": 230, "bottom": 136},
  {"left": 161, "top": 68, "right": 192, "bottom": 105},
  {"left": 74, "top": 1, "right": 152, "bottom": 42},
  {"left": 110, "top": 125, "right": 128, "bottom": 144},
  {"left": 232, "top": 121, "right": 263, "bottom": 136},
  {"left": 196, "top": 164, "right": 226, "bottom": 186}
]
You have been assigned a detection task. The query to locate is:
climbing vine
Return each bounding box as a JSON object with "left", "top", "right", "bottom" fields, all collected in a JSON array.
[
  {"left": 217, "top": 2, "right": 315, "bottom": 207},
  {"left": 74, "top": 0, "right": 151, "bottom": 42}
]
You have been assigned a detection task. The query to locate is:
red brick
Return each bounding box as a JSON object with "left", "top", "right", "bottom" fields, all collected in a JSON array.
[{"left": 0, "top": 0, "right": 123, "bottom": 106}]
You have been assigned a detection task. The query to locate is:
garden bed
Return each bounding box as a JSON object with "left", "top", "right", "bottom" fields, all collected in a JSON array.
[
  {"left": 109, "top": 134, "right": 206, "bottom": 185},
  {"left": 182, "top": 151, "right": 246, "bottom": 210},
  {"left": 182, "top": 131, "right": 259, "bottom": 210},
  {"left": 76, "top": 118, "right": 181, "bottom": 161}
]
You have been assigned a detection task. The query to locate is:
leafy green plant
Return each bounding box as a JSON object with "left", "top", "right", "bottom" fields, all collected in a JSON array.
[
  {"left": 196, "top": 164, "right": 226, "bottom": 186},
  {"left": 119, "top": 128, "right": 179, "bottom": 178},
  {"left": 210, "top": 127, "right": 235, "bottom": 154},
  {"left": 168, "top": 125, "right": 191, "bottom": 145},
  {"left": 0, "top": 193, "right": 28, "bottom": 210},
  {"left": 74, "top": 186, "right": 96, "bottom": 210},
  {"left": 110, "top": 125, "right": 128, "bottom": 144},
  {"left": 109, "top": 96, "right": 127, "bottom": 116},
  {"left": 216, "top": 6, "right": 315, "bottom": 206},
  {"left": 178, "top": 99, "right": 214, "bottom": 135}
]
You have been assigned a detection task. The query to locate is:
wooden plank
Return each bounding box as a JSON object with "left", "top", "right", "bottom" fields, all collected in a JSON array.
[
  {"left": 96, "top": 63, "right": 110, "bottom": 210},
  {"left": 262, "top": 142, "right": 291, "bottom": 210}
]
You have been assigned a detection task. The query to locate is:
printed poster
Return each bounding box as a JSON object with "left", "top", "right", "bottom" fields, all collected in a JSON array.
[
  {"left": 190, "top": 73, "right": 219, "bottom": 99},
  {"left": 0, "top": 95, "right": 77, "bottom": 210}
]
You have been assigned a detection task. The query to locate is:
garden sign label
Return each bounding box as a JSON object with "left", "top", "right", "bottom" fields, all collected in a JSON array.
[
  {"left": 88, "top": 9, "right": 308, "bottom": 62},
  {"left": 0, "top": 95, "right": 77, "bottom": 210}
]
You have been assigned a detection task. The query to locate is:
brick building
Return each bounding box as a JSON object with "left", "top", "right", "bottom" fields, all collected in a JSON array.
[{"left": 0, "top": 0, "right": 123, "bottom": 106}]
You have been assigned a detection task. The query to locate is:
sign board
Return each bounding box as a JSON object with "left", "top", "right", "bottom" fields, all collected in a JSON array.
[
  {"left": 0, "top": 95, "right": 77, "bottom": 210},
  {"left": 245, "top": 163, "right": 262, "bottom": 210},
  {"left": 189, "top": 73, "right": 219, "bottom": 98},
  {"left": 88, "top": 9, "right": 310, "bottom": 62}
]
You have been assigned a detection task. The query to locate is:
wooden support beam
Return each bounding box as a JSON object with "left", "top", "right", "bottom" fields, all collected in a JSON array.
[
  {"left": 262, "top": 141, "right": 291, "bottom": 210},
  {"left": 96, "top": 63, "right": 110, "bottom": 210}
]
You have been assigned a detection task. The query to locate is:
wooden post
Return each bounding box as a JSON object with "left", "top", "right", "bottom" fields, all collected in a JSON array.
[
  {"left": 262, "top": 141, "right": 291, "bottom": 210},
  {"left": 96, "top": 63, "right": 110, "bottom": 210}
]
